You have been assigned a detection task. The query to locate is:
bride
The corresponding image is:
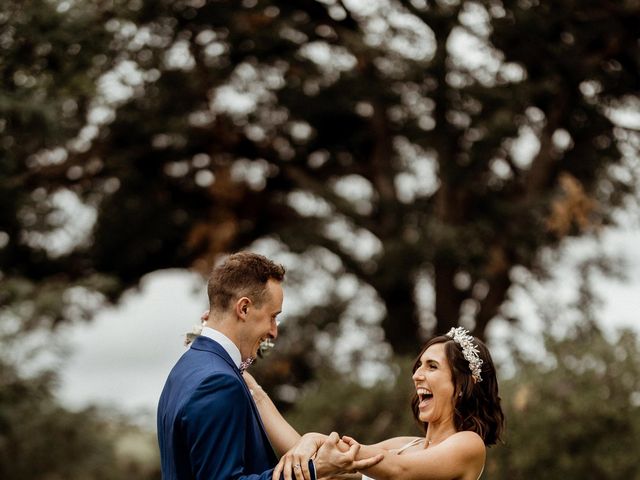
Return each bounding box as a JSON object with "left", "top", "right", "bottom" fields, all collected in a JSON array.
[{"left": 244, "top": 327, "right": 504, "bottom": 480}]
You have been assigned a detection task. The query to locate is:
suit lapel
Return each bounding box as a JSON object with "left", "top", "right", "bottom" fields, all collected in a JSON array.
[
  {"left": 191, "top": 336, "right": 238, "bottom": 371},
  {"left": 191, "top": 336, "right": 276, "bottom": 459}
]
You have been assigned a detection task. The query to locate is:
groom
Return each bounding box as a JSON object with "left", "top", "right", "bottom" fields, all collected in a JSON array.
[{"left": 157, "top": 252, "right": 376, "bottom": 479}]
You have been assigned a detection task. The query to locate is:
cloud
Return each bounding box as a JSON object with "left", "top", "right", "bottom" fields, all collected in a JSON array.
[{"left": 58, "top": 270, "right": 205, "bottom": 424}]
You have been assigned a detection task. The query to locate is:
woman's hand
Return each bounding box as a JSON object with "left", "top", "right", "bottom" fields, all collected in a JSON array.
[
  {"left": 313, "top": 432, "right": 382, "bottom": 479},
  {"left": 335, "top": 439, "right": 350, "bottom": 453},
  {"left": 242, "top": 371, "right": 260, "bottom": 392},
  {"left": 243, "top": 371, "right": 270, "bottom": 406}
]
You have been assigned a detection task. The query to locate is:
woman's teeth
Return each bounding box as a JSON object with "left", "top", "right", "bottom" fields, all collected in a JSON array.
[{"left": 417, "top": 387, "right": 433, "bottom": 402}]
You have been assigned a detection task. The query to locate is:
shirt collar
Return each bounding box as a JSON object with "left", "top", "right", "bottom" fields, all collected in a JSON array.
[{"left": 199, "top": 326, "right": 242, "bottom": 369}]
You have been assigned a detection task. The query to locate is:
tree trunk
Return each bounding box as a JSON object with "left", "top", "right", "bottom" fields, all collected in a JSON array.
[
  {"left": 434, "top": 262, "right": 462, "bottom": 336},
  {"left": 378, "top": 279, "right": 423, "bottom": 356}
]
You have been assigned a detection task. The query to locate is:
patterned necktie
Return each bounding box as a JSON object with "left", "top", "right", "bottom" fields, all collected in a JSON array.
[{"left": 239, "top": 357, "right": 254, "bottom": 373}]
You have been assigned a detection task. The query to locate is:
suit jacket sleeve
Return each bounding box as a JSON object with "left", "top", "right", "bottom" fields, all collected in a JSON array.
[{"left": 181, "top": 372, "right": 275, "bottom": 480}]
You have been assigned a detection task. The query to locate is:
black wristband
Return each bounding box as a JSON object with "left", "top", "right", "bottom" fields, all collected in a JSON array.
[{"left": 308, "top": 458, "right": 316, "bottom": 480}]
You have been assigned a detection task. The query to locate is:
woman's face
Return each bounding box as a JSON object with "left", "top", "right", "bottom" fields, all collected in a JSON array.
[{"left": 412, "top": 342, "right": 456, "bottom": 424}]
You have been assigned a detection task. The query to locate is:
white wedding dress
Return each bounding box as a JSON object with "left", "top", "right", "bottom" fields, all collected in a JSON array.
[{"left": 361, "top": 438, "right": 422, "bottom": 480}]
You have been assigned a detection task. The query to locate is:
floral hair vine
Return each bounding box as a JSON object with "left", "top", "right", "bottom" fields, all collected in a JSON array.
[{"left": 446, "top": 327, "right": 483, "bottom": 383}]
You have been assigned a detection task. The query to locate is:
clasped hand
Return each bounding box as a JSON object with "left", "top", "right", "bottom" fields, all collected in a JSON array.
[{"left": 273, "top": 432, "right": 383, "bottom": 480}]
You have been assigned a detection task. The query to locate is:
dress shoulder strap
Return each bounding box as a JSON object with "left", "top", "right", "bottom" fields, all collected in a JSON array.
[
  {"left": 395, "top": 437, "right": 423, "bottom": 454},
  {"left": 362, "top": 439, "right": 423, "bottom": 478}
]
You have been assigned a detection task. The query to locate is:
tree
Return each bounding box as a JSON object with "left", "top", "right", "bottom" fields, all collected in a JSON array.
[
  {"left": 0, "top": 0, "right": 121, "bottom": 331},
  {"left": 0, "top": 343, "right": 160, "bottom": 479},
  {"left": 2, "top": 0, "right": 639, "bottom": 362},
  {"left": 488, "top": 323, "right": 640, "bottom": 479}
]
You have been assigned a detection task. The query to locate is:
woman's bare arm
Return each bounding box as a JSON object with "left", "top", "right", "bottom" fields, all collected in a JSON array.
[
  {"left": 342, "top": 431, "right": 485, "bottom": 480},
  {"left": 244, "top": 372, "right": 303, "bottom": 456}
]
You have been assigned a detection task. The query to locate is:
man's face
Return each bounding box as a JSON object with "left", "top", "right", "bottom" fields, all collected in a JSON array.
[{"left": 241, "top": 279, "right": 282, "bottom": 360}]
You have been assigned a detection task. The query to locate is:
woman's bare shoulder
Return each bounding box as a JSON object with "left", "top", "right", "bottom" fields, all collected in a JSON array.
[{"left": 441, "top": 431, "right": 486, "bottom": 459}]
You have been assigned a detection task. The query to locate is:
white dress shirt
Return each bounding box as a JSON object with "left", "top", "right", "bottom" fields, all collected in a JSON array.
[{"left": 199, "top": 326, "right": 242, "bottom": 370}]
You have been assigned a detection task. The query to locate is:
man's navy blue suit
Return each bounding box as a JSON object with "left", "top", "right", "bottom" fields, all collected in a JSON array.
[{"left": 157, "top": 336, "right": 278, "bottom": 479}]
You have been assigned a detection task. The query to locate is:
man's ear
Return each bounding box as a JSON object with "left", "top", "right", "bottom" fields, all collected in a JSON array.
[{"left": 235, "top": 297, "right": 251, "bottom": 320}]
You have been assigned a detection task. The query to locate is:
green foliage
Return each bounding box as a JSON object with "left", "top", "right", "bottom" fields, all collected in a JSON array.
[
  {"left": 488, "top": 324, "right": 640, "bottom": 479},
  {"left": 2, "top": 0, "right": 639, "bottom": 361},
  {"left": 1, "top": 0, "right": 119, "bottom": 327},
  {"left": 0, "top": 337, "right": 160, "bottom": 479},
  {"left": 1, "top": 361, "right": 105, "bottom": 479}
]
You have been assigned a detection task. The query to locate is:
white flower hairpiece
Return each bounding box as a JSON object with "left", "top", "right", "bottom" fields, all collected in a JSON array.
[{"left": 446, "top": 327, "right": 483, "bottom": 383}]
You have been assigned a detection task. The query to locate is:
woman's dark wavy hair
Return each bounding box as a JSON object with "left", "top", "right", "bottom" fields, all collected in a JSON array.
[{"left": 410, "top": 334, "right": 504, "bottom": 445}]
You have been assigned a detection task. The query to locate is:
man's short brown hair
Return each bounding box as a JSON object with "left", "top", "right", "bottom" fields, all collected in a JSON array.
[{"left": 207, "top": 252, "right": 285, "bottom": 311}]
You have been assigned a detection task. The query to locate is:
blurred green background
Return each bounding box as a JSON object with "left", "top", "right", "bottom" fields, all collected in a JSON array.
[{"left": 1, "top": 0, "right": 640, "bottom": 478}]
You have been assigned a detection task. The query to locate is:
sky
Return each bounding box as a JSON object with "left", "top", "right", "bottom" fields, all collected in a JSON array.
[
  {"left": 52, "top": 222, "right": 640, "bottom": 429},
  {"left": 56, "top": 270, "right": 205, "bottom": 425}
]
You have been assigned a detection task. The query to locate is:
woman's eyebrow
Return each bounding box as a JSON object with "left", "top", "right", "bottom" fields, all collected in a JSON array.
[{"left": 422, "top": 357, "right": 440, "bottom": 365}]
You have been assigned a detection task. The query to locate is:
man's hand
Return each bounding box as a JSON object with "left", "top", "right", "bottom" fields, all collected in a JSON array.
[
  {"left": 273, "top": 432, "right": 327, "bottom": 480},
  {"left": 313, "top": 432, "right": 383, "bottom": 479}
]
